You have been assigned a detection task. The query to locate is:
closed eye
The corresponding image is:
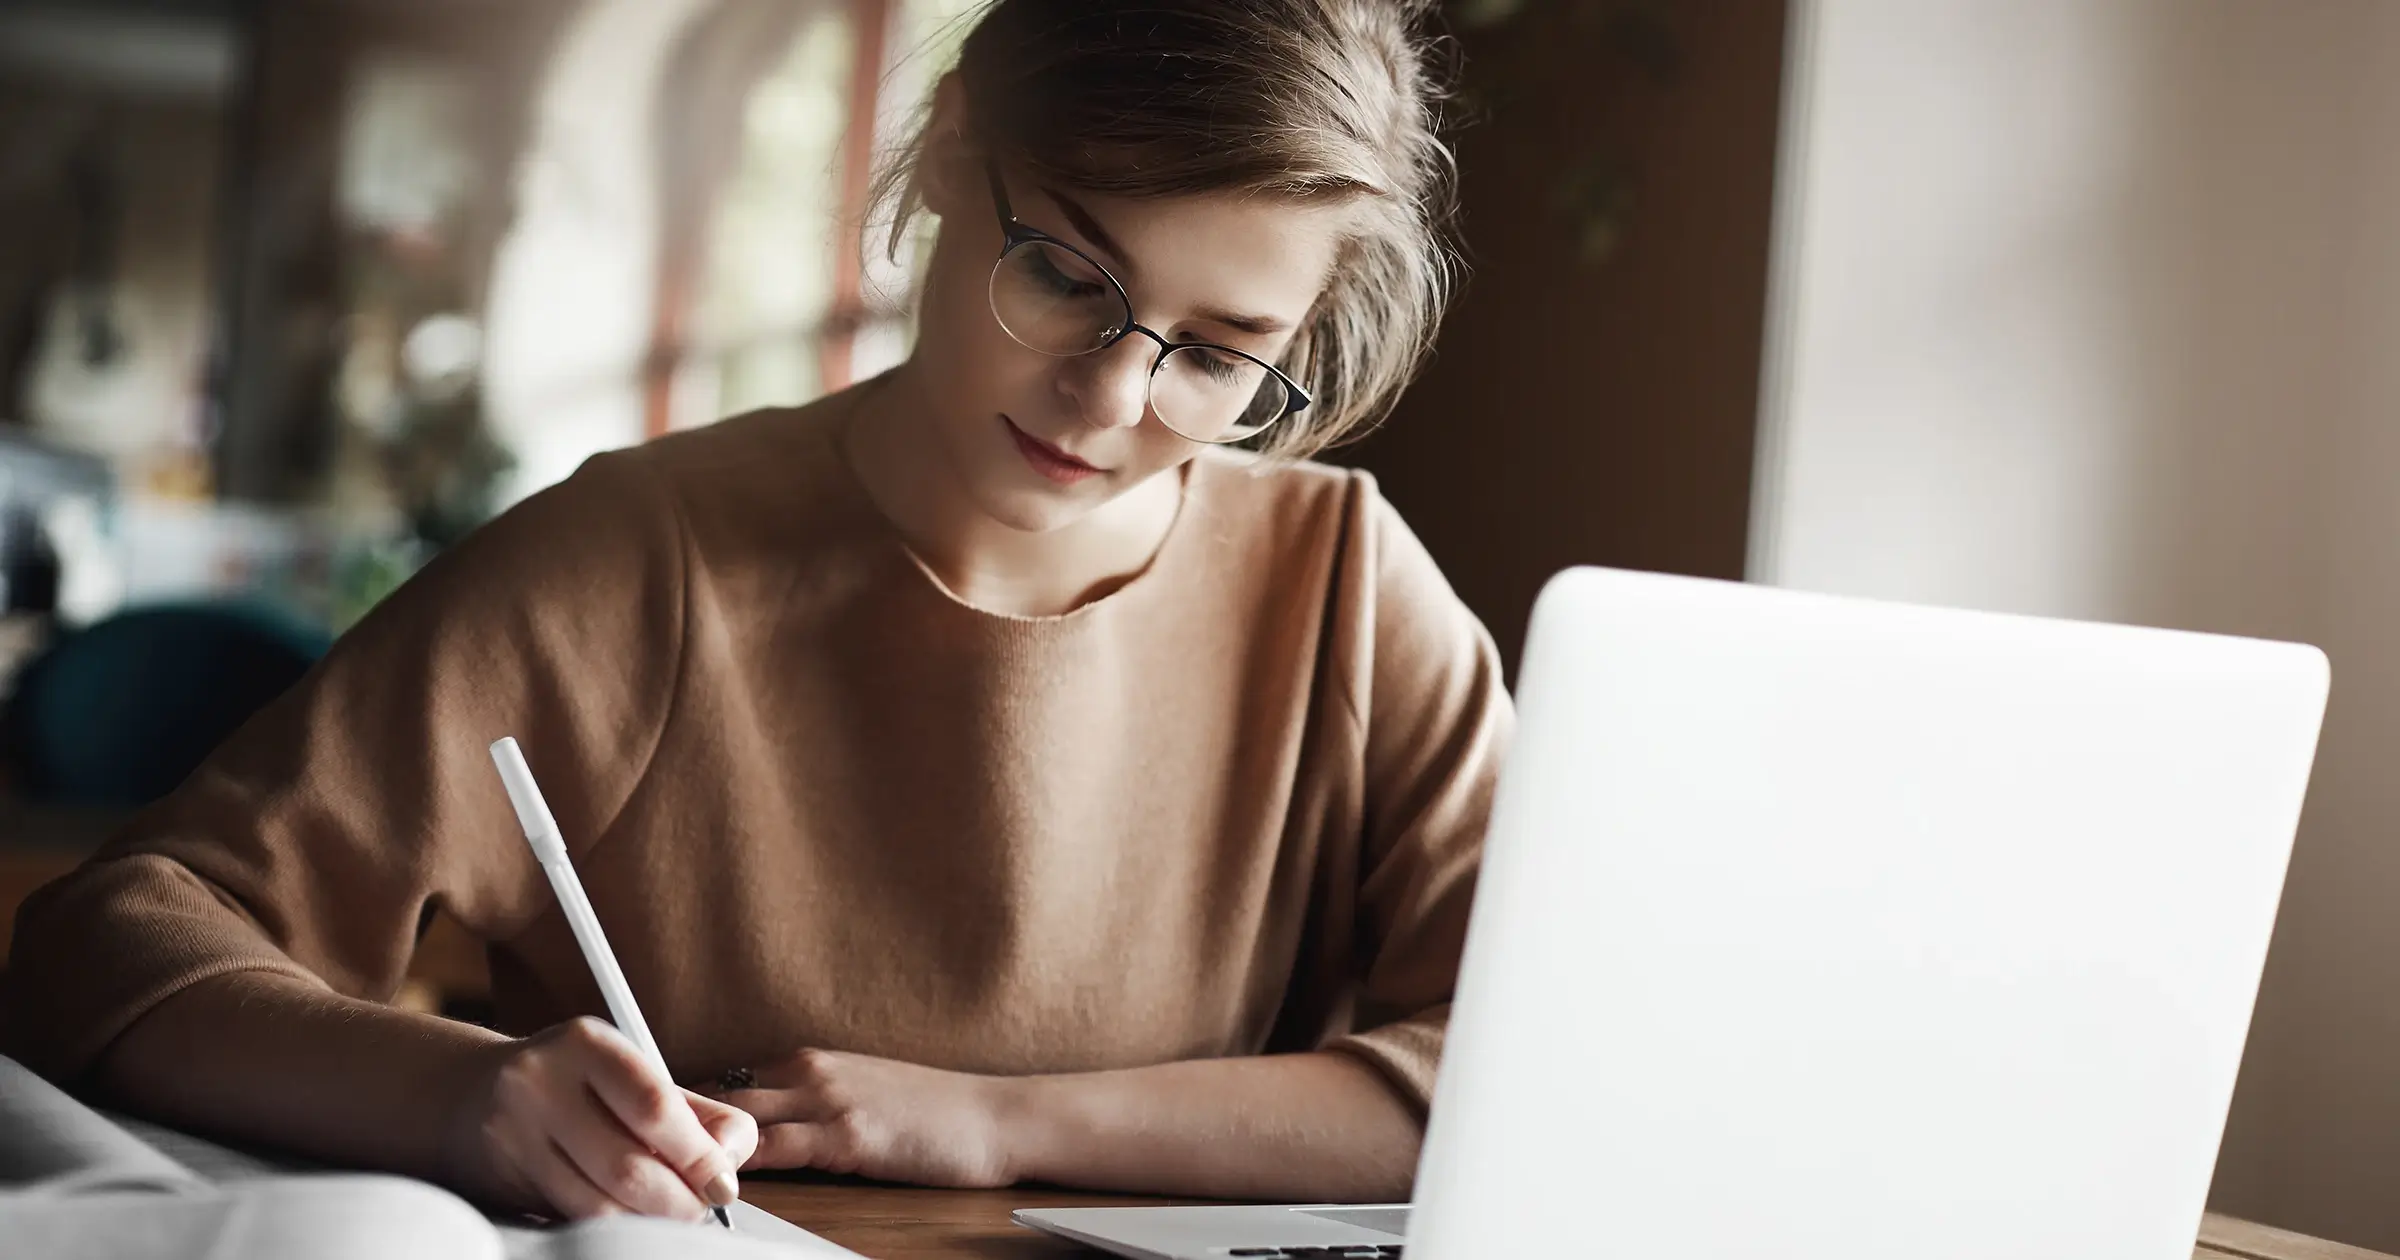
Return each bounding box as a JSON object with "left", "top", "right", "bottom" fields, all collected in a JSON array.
[
  {"left": 1026, "top": 246, "right": 1110, "bottom": 299},
  {"left": 1178, "top": 343, "right": 1256, "bottom": 385}
]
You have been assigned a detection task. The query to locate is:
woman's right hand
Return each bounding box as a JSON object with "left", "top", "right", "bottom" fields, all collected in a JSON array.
[{"left": 450, "top": 1016, "right": 758, "bottom": 1221}]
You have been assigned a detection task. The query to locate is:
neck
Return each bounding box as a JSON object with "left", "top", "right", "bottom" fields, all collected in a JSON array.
[{"left": 839, "top": 362, "right": 1184, "bottom": 617}]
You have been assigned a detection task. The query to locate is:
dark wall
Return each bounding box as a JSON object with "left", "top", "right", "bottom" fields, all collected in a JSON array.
[{"left": 1340, "top": 0, "right": 1790, "bottom": 673}]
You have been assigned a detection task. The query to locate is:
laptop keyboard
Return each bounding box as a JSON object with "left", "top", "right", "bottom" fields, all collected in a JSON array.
[
  {"left": 1228, "top": 1238, "right": 1401, "bottom": 1248},
  {"left": 1227, "top": 1249, "right": 1403, "bottom": 1257}
]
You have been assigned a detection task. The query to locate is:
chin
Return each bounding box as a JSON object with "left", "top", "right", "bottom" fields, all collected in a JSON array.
[{"left": 969, "top": 479, "right": 1110, "bottom": 534}]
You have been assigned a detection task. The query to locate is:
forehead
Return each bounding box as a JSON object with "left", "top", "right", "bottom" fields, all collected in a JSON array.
[{"left": 1036, "top": 184, "right": 1357, "bottom": 330}]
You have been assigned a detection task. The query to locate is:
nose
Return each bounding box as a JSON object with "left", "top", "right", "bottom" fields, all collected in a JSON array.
[{"left": 1057, "top": 333, "right": 1157, "bottom": 432}]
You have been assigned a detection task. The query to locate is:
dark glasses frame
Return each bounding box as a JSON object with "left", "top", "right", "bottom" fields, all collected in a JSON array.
[{"left": 983, "top": 160, "right": 1312, "bottom": 442}]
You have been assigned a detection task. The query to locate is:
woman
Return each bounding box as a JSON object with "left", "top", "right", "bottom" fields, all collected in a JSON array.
[{"left": 2, "top": 0, "right": 1509, "bottom": 1224}]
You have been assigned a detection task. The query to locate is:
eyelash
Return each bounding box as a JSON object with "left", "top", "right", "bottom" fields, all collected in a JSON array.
[
  {"left": 1029, "top": 250, "right": 1108, "bottom": 299},
  {"left": 1186, "top": 347, "right": 1248, "bottom": 384}
]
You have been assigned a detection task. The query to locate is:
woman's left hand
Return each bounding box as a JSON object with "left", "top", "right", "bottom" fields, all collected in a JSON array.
[{"left": 708, "top": 1048, "right": 1018, "bottom": 1188}]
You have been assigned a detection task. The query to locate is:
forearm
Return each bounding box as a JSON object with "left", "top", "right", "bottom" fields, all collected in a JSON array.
[
  {"left": 996, "top": 1051, "right": 1423, "bottom": 1202},
  {"left": 93, "top": 970, "right": 512, "bottom": 1192}
]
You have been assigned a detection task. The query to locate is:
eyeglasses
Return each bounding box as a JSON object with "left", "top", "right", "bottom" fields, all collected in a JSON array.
[{"left": 983, "top": 161, "right": 1311, "bottom": 444}]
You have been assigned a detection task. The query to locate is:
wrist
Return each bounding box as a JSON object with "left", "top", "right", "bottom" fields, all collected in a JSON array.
[
  {"left": 430, "top": 1030, "right": 527, "bottom": 1204},
  {"left": 983, "top": 1070, "right": 1062, "bottom": 1187}
]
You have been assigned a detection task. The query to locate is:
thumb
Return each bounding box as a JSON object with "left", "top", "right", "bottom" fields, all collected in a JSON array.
[{"left": 684, "top": 1089, "right": 759, "bottom": 1181}]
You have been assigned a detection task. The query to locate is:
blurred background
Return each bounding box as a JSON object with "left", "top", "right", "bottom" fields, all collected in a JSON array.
[
  {"left": 0, "top": 0, "right": 1782, "bottom": 812},
  {"left": 2, "top": 0, "right": 2398, "bottom": 1251}
]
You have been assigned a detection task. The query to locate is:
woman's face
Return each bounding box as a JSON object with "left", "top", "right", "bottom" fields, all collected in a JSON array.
[{"left": 907, "top": 148, "right": 1353, "bottom": 535}]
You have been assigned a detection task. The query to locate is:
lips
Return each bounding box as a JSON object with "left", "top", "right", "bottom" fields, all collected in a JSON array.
[{"left": 1003, "top": 415, "right": 1105, "bottom": 486}]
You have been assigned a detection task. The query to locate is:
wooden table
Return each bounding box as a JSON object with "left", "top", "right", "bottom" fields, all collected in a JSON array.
[
  {"left": 2201, "top": 1215, "right": 2399, "bottom": 1260},
  {"left": 743, "top": 1183, "right": 2396, "bottom": 1260},
  {"left": 747, "top": 1181, "right": 1179, "bottom": 1259}
]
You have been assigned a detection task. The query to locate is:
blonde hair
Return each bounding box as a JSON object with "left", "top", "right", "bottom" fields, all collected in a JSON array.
[{"left": 871, "top": 0, "right": 1462, "bottom": 458}]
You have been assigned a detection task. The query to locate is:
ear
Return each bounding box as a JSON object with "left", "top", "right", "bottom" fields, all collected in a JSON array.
[{"left": 917, "top": 73, "right": 979, "bottom": 220}]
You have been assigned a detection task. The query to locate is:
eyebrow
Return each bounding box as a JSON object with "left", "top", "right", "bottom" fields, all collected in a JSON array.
[
  {"left": 1191, "top": 304, "right": 1291, "bottom": 338},
  {"left": 1039, "top": 186, "right": 1294, "bottom": 340},
  {"left": 1040, "top": 186, "right": 1136, "bottom": 277}
]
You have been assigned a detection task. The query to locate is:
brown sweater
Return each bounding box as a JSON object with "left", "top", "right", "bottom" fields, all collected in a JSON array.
[{"left": 1, "top": 399, "right": 1510, "bottom": 1111}]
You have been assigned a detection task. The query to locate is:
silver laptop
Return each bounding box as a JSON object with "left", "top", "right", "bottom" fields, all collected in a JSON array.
[{"left": 1017, "top": 567, "right": 2327, "bottom": 1260}]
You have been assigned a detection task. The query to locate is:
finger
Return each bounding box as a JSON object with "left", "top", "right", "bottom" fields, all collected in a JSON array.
[
  {"left": 751, "top": 1121, "right": 856, "bottom": 1174},
  {"left": 551, "top": 1081, "right": 710, "bottom": 1220},
  {"left": 747, "top": 1047, "right": 843, "bottom": 1092},
  {"left": 686, "top": 1089, "right": 760, "bottom": 1173},
  {"left": 571, "top": 1032, "right": 742, "bottom": 1209},
  {"left": 523, "top": 1136, "right": 629, "bottom": 1221},
  {"left": 718, "top": 1086, "right": 838, "bottom": 1127}
]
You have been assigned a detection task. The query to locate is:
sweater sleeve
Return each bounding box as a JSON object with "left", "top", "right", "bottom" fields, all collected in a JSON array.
[
  {"left": 0, "top": 450, "right": 689, "bottom": 1083},
  {"left": 1322, "top": 477, "right": 1512, "bottom": 1112}
]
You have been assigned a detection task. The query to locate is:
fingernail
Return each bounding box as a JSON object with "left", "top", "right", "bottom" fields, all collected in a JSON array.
[{"left": 703, "top": 1170, "right": 740, "bottom": 1207}]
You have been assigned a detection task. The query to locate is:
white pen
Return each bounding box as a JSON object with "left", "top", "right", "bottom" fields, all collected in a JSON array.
[{"left": 489, "top": 736, "right": 736, "bottom": 1229}]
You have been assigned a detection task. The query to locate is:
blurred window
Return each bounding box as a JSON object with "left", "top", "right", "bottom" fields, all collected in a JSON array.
[{"left": 658, "top": 0, "right": 980, "bottom": 433}]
